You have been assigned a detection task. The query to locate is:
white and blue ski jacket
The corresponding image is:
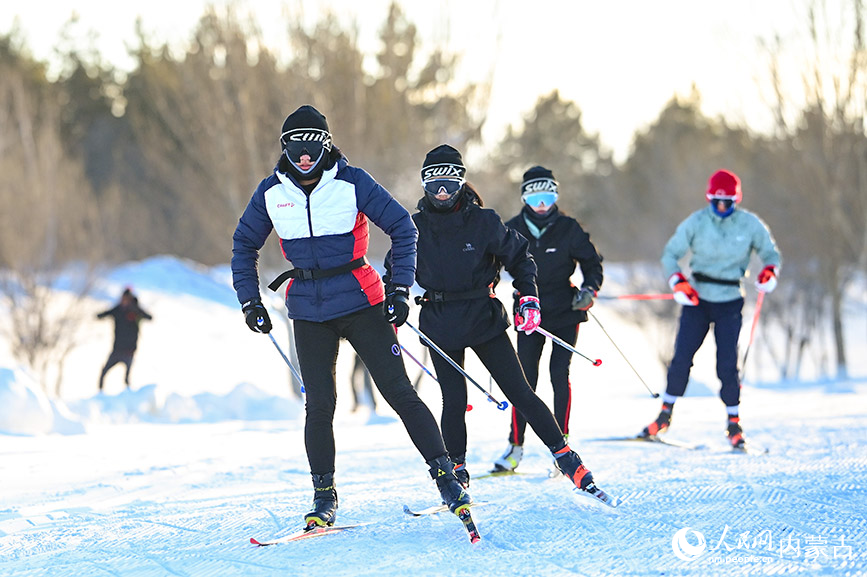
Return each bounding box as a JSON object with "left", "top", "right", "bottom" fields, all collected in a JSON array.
[{"left": 232, "top": 156, "right": 417, "bottom": 322}]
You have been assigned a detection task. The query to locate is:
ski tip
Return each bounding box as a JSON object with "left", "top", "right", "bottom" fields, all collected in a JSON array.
[
  {"left": 595, "top": 490, "right": 623, "bottom": 508},
  {"left": 250, "top": 537, "right": 263, "bottom": 545},
  {"left": 572, "top": 486, "right": 622, "bottom": 509}
]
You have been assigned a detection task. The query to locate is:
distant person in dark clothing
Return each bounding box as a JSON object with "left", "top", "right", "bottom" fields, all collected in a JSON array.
[{"left": 97, "top": 288, "right": 152, "bottom": 391}]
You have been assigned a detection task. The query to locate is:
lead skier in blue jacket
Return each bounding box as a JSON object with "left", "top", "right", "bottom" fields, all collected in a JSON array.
[{"left": 231, "top": 106, "right": 470, "bottom": 529}]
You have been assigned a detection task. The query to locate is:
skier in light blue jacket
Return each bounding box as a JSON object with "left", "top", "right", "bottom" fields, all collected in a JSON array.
[{"left": 640, "top": 169, "right": 781, "bottom": 448}]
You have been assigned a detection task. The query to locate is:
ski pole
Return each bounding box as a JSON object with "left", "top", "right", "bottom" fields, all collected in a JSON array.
[
  {"left": 587, "top": 310, "right": 660, "bottom": 399},
  {"left": 533, "top": 326, "right": 602, "bottom": 366},
  {"left": 404, "top": 321, "right": 509, "bottom": 411},
  {"left": 597, "top": 293, "right": 675, "bottom": 301},
  {"left": 740, "top": 292, "right": 765, "bottom": 382},
  {"left": 400, "top": 343, "right": 476, "bottom": 412},
  {"left": 400, "top": 344, "right": 439, "bottom": 384},
  {"left": 268, "top": 333, "right": 305, "bottom": 393}
]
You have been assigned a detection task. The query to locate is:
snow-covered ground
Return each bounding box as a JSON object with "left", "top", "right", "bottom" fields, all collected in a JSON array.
[{"left": 1, "top": 256, "right": 865, "bottom": 576}]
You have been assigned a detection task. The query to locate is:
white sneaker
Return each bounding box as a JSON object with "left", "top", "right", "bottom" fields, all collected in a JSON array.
[{"left": 492, "top": 444, "right": 523, "bottom": 472}]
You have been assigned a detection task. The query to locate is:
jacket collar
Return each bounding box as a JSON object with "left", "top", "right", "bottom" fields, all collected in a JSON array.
[{"left": 275, "top": 158, "right": 343, "bottom": 192}]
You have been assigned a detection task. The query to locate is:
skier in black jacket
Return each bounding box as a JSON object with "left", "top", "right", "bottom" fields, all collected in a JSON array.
[
  {"left": 493, "top": 166, "right": 603, "bottom": 473},
  {"left": 395, "top": 145, "right": 609, "bottom": 500},
  {"left": 97, "top": 288, "right": 152, "bottom": 391}
]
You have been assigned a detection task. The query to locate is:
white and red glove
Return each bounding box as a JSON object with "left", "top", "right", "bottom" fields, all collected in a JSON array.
[
  {"left": 669, "top": 273, "right": 699, "bottom": 306},
  {"left": 514, "top": 295, "right": 542, "bottom": 334},
  {"left": 755, "top": 265, "right": 778, "bottom": 293}
]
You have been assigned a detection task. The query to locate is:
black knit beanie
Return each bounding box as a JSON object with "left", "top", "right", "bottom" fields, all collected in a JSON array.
[
  {"left": 521, "top": 165, "right": 558, "bottom": 195},
  {"left": 421, "top": 144, "right": 466, "bottom": 183},
  {"left": 281, "top": 105, "right": 329, "bottom": 135}
]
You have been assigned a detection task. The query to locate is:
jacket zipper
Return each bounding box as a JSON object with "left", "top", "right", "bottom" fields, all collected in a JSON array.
[{"left": 305, "top": 194, "right": 322, "bottom": 307}]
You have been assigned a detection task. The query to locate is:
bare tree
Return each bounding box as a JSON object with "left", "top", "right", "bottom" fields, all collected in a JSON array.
[
  {"left": 761, "top": 0, "right": 867, "bottom": 379},
  {"left": 0, "top": 34, "right": 105, "bottom": 395}
]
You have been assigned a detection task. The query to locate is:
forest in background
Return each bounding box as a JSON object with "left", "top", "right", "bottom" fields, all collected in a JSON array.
[{"left": 0, "top": 1, "right": 864, "bottom": 394}]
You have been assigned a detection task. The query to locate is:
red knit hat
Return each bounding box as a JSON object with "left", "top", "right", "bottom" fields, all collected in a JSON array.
[{"left": 706, "top": 169, "right": 742, "bottom": 203}]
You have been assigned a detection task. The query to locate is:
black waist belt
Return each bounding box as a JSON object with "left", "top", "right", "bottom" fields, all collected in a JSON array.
[
  {"left": 416, "top": 287, "right": 494, "bottom": 305},
  {"left": 268, "top": 257, "right": 367, "bottom": 291},
  {"left": 692, "top": 272, "right": 741, "bottom": 287}
]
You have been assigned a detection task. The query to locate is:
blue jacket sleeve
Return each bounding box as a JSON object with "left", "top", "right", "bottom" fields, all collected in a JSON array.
[
  {"left": 353, "top": 168, "right": 417, "bottom": 288},
  {"left": 231, "top": 182, "right": 274, "bottom": 305}
]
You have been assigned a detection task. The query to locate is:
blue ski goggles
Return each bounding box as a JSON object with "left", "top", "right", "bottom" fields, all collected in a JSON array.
[
  {"left": 423, "top": 179, "right": 464, "bottom": 196},
  {"left": 522, "top": 192, "right": 558, "bottom": 209}
]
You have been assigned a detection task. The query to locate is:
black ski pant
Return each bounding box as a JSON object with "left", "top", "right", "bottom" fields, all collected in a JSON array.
[
  {"left": 666, "top": 298, "right": 744, "bottom": 407},
  {"left": 293, "top": 305, "right": 447, "bottom": 475},
  {"left": 428, "top": 331, "right": 565, "bottom": 462},
  {"left": 510, "top": 323, "right": 579, "bottom": 445},
  {"left": 99, "top": 349, "right": 134, "bottom": 390},
  {"left": 350, "top": 354, "right": 376, "bottom": 411}
]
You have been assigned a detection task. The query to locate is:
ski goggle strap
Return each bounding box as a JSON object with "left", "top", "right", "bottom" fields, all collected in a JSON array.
[
  {"left": 421, "top": 162, "right": 466, "bottom": 184},
  {"left": 521, "top": 177, "right": 558, "bottom": 196}
]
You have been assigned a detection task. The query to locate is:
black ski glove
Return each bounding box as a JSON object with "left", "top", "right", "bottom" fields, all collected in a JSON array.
[
  {"left": 242, "top": 298, "right": 272, "bottom": 333},
  {"left": 383, "top": 285, "right": 410, "bottom": 327},
  {"left": 571, "top": 287, "right": 596, "bottom": 311}
]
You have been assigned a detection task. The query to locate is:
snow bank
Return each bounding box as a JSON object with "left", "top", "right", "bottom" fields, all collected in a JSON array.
[
  {"left": 66, "top": 382, "right": 303, "bottom": 425},
  {"left": 0, "top": 367, "right": 85, "bottom": 435},
  {"left": 0, "top": 367, "right": 302, "bottom": 435}
]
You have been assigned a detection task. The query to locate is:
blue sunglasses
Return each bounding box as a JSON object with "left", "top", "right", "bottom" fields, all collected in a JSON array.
[{"left": 523, "top": 192, "right": 558, "bottom": 208}]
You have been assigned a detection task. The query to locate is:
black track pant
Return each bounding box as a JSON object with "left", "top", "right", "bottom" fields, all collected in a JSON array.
[
  {"left": 428, "top": 331, "right": 565, "bottom": 460},
  {"left": 510, "top": 323, "right": 578, "bottom": 444},
  {"left": 294, "top": 305, "right": 447, "bottom": 474},
  {"left": 99, "top": 350, "right": 134, "bottom": 389}
]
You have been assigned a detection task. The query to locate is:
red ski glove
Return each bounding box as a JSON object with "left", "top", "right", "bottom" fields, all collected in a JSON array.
[
  {"left": 668, "top": 273, "right": 699, "bottom": 306},
  {"left": 755, "top": 265, "right": 778, "bottom": 293},
  {"left": 515, "top": 295, "right": 542, "bottom": 334}
]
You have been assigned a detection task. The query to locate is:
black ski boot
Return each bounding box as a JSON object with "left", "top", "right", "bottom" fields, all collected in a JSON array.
[
  {"left": 427, "top": 455, "right": 472, "bottom": 514},
  {"left": 727, "top": 416, "right": 746, "bottom": 449},
  {"left": 551, "top": 443, "right": 596, "bottom": 492},
  {"left": 641, "top": 402, "right": 674, "bottom": 437},
  {"left": 304, "top": 472, "right": 338, "bottom": 528},
  {"left": 453, "top": 456, "right": 470, "bottom": 489}
]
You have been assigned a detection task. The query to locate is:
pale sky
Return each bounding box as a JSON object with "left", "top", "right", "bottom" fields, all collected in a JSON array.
[{"left": 1, "top": 1, "right": 830, "bottom": 162}]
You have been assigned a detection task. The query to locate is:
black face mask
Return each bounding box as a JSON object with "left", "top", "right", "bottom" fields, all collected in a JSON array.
[{"left": 523, "top": 203, "right": 558, "bottom": 225}]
